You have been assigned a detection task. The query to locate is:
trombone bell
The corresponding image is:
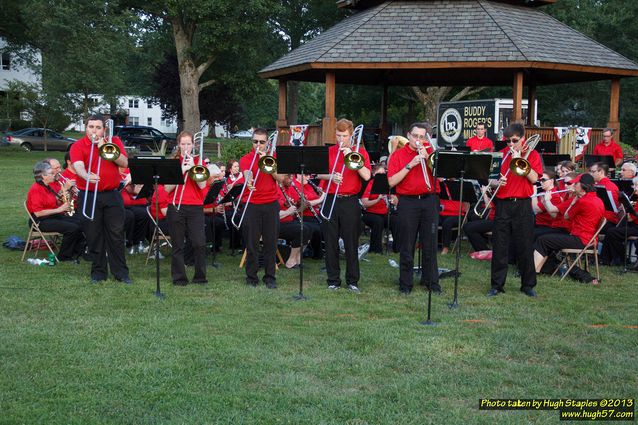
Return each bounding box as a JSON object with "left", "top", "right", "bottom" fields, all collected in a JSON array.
[
  {"left": 344, "top": 151, "right": 364, "bottom": 171},
  {"left": 99, "top": 143, "right": 120, "bottom": 161},
  {"left": 510, "top": 158, "right": 531, "bottom": 177},
  {"left": 258, "top": 155, "right": 277, "bottom": 174},
  {"left": 188, "top": 165, "right": 210, "bottom": 182}
]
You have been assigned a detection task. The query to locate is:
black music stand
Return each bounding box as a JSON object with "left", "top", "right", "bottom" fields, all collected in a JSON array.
[
  {"left": 542, "top": 154, "right": 571, "bottom": 169},
  {"left": 585, "top": 155, "right": 615, "bottom": 171},
  {"left": 610, "top": 179, "right": 634, "bottom": 197},
  {"left": 203, "top": 180, "right": 225, "bottom": 268},
  {"left": 617, "top": 193, "right": 638, "bottom": 274},
  {"left": 370, "top": 173, "right": 395, "bottom": 254},
  {"left": 435, "top": 152, "right": 491, "bottom": 310},
  {"left": 537, "top": 141, "right": 557, "bottom": 155},
  {"left": 129, "top": 157, "right": 182, "bottom": 299},
  {"left": 276, "top": 146, "right": 330, "bottom": 301}
]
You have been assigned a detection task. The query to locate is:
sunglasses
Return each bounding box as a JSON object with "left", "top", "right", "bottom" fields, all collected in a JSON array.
[
  {"left": 507, "top": 138, "right": 521, "bottom": 144},
  {"left": 252, "top": 140, "right": 267, "bottom": 145}
]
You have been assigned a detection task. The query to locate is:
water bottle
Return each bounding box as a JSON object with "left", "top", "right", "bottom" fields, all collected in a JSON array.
[
  {"left": 47, "top": 253, "right": 56, "bottom": 266},
  {"left": 26, "top": 258, "right": 38, "bottom": 265}
]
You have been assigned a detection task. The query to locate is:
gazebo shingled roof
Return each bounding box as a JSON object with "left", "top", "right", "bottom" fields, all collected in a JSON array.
[{"left": 260, "top": 0, "right": 638, "bottom": 143}]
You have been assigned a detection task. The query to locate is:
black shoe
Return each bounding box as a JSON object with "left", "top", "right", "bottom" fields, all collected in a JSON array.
[
  {"left": 266, "top": 282, "right": 277, "bottom": 289},
  {"left": 246, "top": 280, "right": 258, "bottom": 287},
  {"left": 116, "top": 276, "right": 133, "bottom": 285},
  {"left": 192, "top": 279, "right": 208, "bottom": 285},
  {"left": 173, "top": 280, "right": 188, "bottom": 286},
  {"left": 486, "top": 288, "right": 502, "bottom": 297},
  {"left": 91, "top": 278, "right": 105, "bottom": 284},
  {"left": 399, "top": 288, "right": 412, "bottom": 295},
  {"left": 425, "top": 284, "right": 442, "bottom": 294},
  {"left": 521, "top": 287, "right": 537, "bottom": 297}
]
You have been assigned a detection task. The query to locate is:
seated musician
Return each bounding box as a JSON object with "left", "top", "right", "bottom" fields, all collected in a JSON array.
[
  {"left": 533, "top": 174, "right": 604, "bottom": 284},
  {"left": 149, "top": 184, "right": 170, "bottom": 235},
  {"left": 26, "top": 160, "right": 85, "bottom": 262},
  {"left": 291, "top": 174, "right": 325, "bottom": 259},
  {"left": 465, "top": 123, "right": 494, "bottom": 152},
  {"left": 619, "top": 162, "right": 637, "bottom": 180},
  {"left": 222, "top": 158, "right": 243, "bottom": 252},
  {"left": 203, "top": 164, "right": 226, "bottom": 252},
  {"left": 278, "top": 174, "right": 312, "bottom": 269},
  {"left": 463, "top": 191, "right": 494, "bottom": 254},
  {"left": 532, "top": 170, "right": 565, "bottom": 240},
  {"left": 438, "top": 197, "right": 466, "bottom": 255},
  {"left": 555, "top": 160, "right": 577, "bottom": 190},
  {"left": 600, "top": 176, "right": 638, "bottom": 266},
  {"left": 589, "top": 162, "right": 621, "bottom": 232},
  {"left": 361, "top": 163, "right": 398, "bottom": 254}
]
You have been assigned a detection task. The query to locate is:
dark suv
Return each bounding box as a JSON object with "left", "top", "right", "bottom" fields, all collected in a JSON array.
[{"left": 114, "top": 125, "right": 176, "bottom": 153}]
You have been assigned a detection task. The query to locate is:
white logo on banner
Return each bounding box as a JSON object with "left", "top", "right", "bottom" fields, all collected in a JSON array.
[{"left": 439, "top": 108, "right": 462, "bottom": 144}]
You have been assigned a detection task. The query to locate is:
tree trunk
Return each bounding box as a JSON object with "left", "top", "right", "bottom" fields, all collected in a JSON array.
[
  {"left": 288, "top": 80, "right": 299, "bottom": 125},
  {"left": 172, "top": 20, "right": 200, "bottom": 133}
]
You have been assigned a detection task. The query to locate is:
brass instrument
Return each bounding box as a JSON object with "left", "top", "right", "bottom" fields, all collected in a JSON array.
[
  {"left": 231, "top": 131, "right": 278, "bottom": 229},
  {"left": 320, "top": 124, "right": 364, "bottom": 220},
  {"left": 414, "top": 140, "right": 433, "bottom": 191},
  {"left": 173, "top": 131, "right": 209, "bottom": 210},
  {"left": 388, "top": 135, "right": 408, "bottom": 155}
]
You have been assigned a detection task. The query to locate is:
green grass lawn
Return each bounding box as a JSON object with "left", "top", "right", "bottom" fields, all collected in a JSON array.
[{"left": 1, "top": 148, "right": 636, "bottom": 424}]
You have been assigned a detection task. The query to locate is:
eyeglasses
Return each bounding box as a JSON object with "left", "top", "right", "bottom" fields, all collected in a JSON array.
[
  {"left": 252, "top": 140, "right": 267, "bottom": 145},
  {"left": 409, "top": 133, "right": 428, "bottom": 141},
  {"left": 603, "top": 135, "right": 612, "bottom": 138},
  {"left": 507, "top": 137, "right": 520, "bottom": 144},
  {"left": 540, "top": 178, "right": 549, "bottom": 182}
]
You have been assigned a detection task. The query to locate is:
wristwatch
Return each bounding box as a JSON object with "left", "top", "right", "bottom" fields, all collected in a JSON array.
[{"left": 404, "top": 164, "right": 412, "bottom": 171}]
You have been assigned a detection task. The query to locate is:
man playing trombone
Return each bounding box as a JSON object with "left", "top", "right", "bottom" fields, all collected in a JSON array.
[
  {"left": 70, "top": 114, "right": 131, "bottom": 284},
  {"left": 387, "top": 122, "right": 440, "bottom": 295},
  {"left": 317, "top": 119, "right": 371, "bottom": 293},
  {"left": 486, "top": 123, "right": 542, "bottom": 298}
]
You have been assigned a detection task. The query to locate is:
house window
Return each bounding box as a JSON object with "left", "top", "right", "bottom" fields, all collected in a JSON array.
[
  {"left": 147, "top": 100, "right": 153, "bottom": 109},
  {"left": 163, "top": 119, "right": 172, "bottom": 127},
  {"left": 1, "top": 52, "right": 10, "bottom": 70},
  {"left": 128, "top": 99, "right": 139, "bottom": 108},
  {"left": 129, "top": 116, "right": 139, "bottom": 125},
  {"left": 147, "top": 117, "right": 152, "bottom": 126}
]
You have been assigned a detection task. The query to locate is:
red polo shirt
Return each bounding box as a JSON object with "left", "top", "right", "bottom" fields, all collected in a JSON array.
[
  {"left": 323, "top": 144, "right": 371, "bottom": 196},
  {"left": 239, "top": 151, "right": 278, "bottom": 204},
  {"left": 535, "top": 188, "right": 563, "bottom": 227},
  {"left": 440, "top": 199, "right": 465, "bottom": 217},
  {"left": 495, "top": 147, "right": 543, "bottom": 199},
  {"left": 593, "top": 140, "right": 623, "bottom": 164},
  {"left": 277, "top": 185, "right": 297, "bottom": 223},
  {"left": 26, "top": 182, "right": 59, "bottom": 214},
  {"left": 121, "top": 187, "right": 149, "bottom": 207},
  {"left": 553, "top": 196, "right": 575, "bottom": 231},
  {"left": 465, "top": 136, "right": 494, "bottom": 152},
  {"left": 169, "top": 155, "right": 206, "bottom": 206},
  {"left": 70, "top": 135, "right": 127, "bottom": 191},
  {"left": 387, "top": 143, "right": 439, "bottom": 195},
  {"left": 362, "top": 179, "right": 388, "bottom": 215},
  {"left": 569, "top": 192, "right": 605, "bottom": 244},
  {"left": 149, "top": 185, "right": 169, "bottom": 221},
  {"left": 597, "top": 177, "right": 620, "bottom": 224}
]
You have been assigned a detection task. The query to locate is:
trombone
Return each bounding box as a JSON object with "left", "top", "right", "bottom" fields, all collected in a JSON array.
[
  {"left": 415, "top": 138, "right": 435, "bottom": 191},
  {"left": 172, "top": 131, "right": 210, "bottom": 211},
  {"left": 82, "top": 118, "right": 121, "bottom": 220},
  {"left": 473, "top": 134, "right": 541, "bottom": 218},
  {"left": 320, "top": 124, "right": 364, "bottom": 220},
  {"left": 231, "top": 131, "right": 278, "bottom": 229}
]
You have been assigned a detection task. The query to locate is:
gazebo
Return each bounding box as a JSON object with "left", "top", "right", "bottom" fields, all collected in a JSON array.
[{"left": 259, "top": 0, "right": 638, "bottom": 145}]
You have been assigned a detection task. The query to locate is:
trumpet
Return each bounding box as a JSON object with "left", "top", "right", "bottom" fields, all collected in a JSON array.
[
  {"left": 173, "top": 131, "right": 209, "bottom": 210},
  {"left": 320, "top": 124, "right": 364, "bottom": 220},
  {"left": 82, "top": 118, "right": 120, "bottom": 220},
  {"left": 473, "top": 134, "right": 541, "bottom": 218},
  {"left": 231, "top": 131, "right": 278, "bottom": 229}
]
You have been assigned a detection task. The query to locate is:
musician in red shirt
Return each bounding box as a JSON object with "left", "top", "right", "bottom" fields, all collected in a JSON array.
[
  {"left": 533, "top": 170, "right": 566, "bottom": 240},
  {"left": 70, "top": 114, "right": 130, "bottom": 284},
  {"left": 487, "top": 123, "right": 542, "bottom": 298},
  {"left": 26, "top": 161, "right": 85, "bottom": 261},
  {"left": 238, "top": 128, "right": 286, "bottom": 289},
  {"left": 600, "top": 176, "right": 638, "bottom": 266},
  {"left": 388, "top": 122, "right": 440, "bottom": 295},
  {"left": 593, "top": 128, "right": 623, "bottom": 167},
  {"left": 292, "top": 174, "right": 325, "bottom": 260},
  {"left": 317, "top": 119, "right": 371, "bottom": 293},
  {"left": 164, "top": 131, "right": 208, "bottom": 285},
  {"left": 465, "top": 123, "right": 494, "bottom": 152},
  {"left": 534, "top": 174, "right": 604, "bottom": 284},
  {"left": 589, "top": 161, "right": 621, "bottom": 232},
  {"left": 277, "top": 175, "right": 312, "bottom": 269},
  {"left": 361, "top": 163, "right": 397, "bottom": 254}
]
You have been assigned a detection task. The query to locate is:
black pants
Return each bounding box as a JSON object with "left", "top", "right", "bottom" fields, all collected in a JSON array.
[
  {"left": 321, "top": 195, "right": 361, "bottom": 287},
  {"left": 204, "top": 214, "right": 226, "bottom": 251},
  {"left": 535, "top": 233, "right": 584, "bottom": 257},
  {"left": 279, "top": 220, "right": 311, "bottom": 248},
  {"left": 241, "top": 201, "right": 279, "bottom": 285},
  {"left": 438, "top": 215, "right": 458, "bottom": 249},
  {"left": 36, "top": 214, "right": 85, "bottom": 260},
  {"left": 168, "top": 204, "right": 206, "bottom": 283},
  {"left": 491, "top": 198, "right": 536, "bottom": 291},
  {"left": 125, "top": 205, "right": 151, "bottom": 246},
  {"left": 397, "top": 195, "right": 439, "bottom": 292},
  {"left": 78, "top": 190, "right": 129, "bottom": 280},
  {"left": 601, "top": 220, "right": 638, "bottom": 264},
  {"left": 304, "top": 220, "right": 323, "bottom": 259},
  {"left": 534, "top": 225, "right": 567, "bottom": 241},
  {"left": 362, "top": 212, "right": 396, "bottom": 253},
  {"left": 463, "top": 219, "right": 493, "bottom": 251}
]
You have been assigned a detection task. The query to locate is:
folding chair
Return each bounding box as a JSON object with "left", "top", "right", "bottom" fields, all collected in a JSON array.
[
  {"left": 552, "top": 218, "right": 607, "bottom": 282},
  {"left": 21, "top": 201, "right": 62, "bottom": 263},
  {"left": 239, "top": 239, "right": 285, "bottom": 269},
  {"left": 145, "top": 207, "right": 172, "bottom": 265}
]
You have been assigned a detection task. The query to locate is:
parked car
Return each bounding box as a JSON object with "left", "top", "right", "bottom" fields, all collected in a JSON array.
[
  {"left": 5, "top": 128, "right": 76, "bottom": 151},
  {"left": 114, "top": 125, "right": 177, "bottom": 153},
  {"left": 231, "top": 130, "right": 253, "bottom": 139}
]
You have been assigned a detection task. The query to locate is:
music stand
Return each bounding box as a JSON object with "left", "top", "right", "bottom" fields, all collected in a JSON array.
[
  {"left": 610, "top": 179, "right": 634, "bottom": 197},
  {"left": 537, "top": 141, "right": 557, "bottom": 154},
  {"left": 370, "top": 173, "right": 395, "bottom": 254},
  {"left": 435, "top": 152, "right": 491, "bottom": 310},
  {"left": 618, "top": 193, "right": 638, "bottom": 274},
  {"left": 219, "top": 184, "right": 244, "bottom": 255},
  {"left": 585, "top": 155, "right": 615, "bottom": 170},
  {"left": 129, "top": 157, "right": 182, "bottom": 299},
  {"left": 542, "top": 154, "right": 571, "bottom": 169},
  {"left": 276, "top": 146, "right": 330, "bottom": 301},
  {"left": 204, "top": 181, "right": 225, "bottom": 268}
]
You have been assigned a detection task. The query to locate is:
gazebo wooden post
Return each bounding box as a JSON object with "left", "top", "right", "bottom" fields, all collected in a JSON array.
[
  {"left": 527, "top": 84, "right": 536, "bottom": 126},
  {"left": 513, "top": 71, "right": 524, "bottom": 122},
  {"left": 276, "top": 79, "right": 288, "bottom": 131},
  {"left": 379, "top": 84, "right": 389, "bottom": 145},
  {"left": 322, "top": 72, "right": 337, "bottom": 144},
  {"left": 607, "top": 78, "right": 620, "bottom": 137}
]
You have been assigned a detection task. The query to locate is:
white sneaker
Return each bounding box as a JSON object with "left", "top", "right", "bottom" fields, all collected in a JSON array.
[
  {"left": 148, "top": 252, "right": 165, "bottom": 260},
  {"left": 338, "top": 238, "right": 345, "bottom": 254},
  {"left": 357, "top": 243, "right": 370, "bottom": 260},
  {"left": 348, "top": 284, "right": 361, "bottom": 293},
  {"left": 128, "top": 245, "right": 138, "bottom": 255}
]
